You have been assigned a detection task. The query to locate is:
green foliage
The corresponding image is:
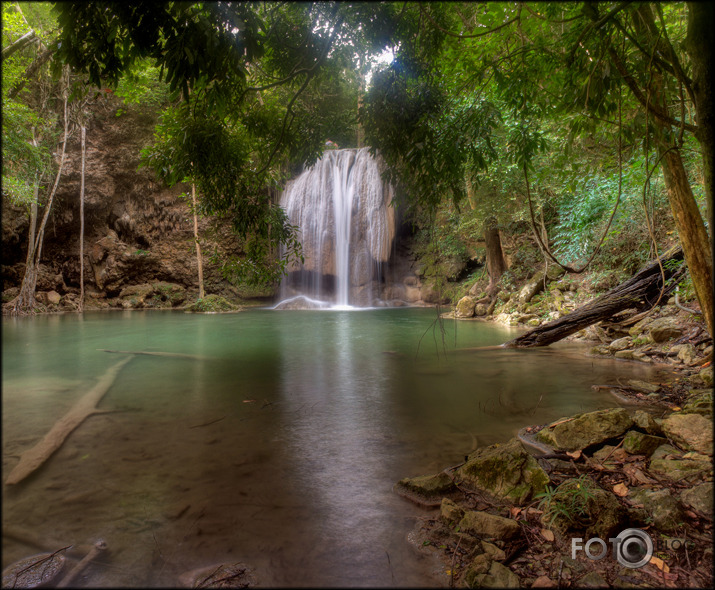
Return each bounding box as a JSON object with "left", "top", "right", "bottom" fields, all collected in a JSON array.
[
  {"left": 114, "top": 60, "right": 172, "bottom": 107},
  {"left": 185, "top": 294, "right": 239, "bottom": 313},
  {"left": 535, "top": 475, "right": 597, "bottom": 529}
]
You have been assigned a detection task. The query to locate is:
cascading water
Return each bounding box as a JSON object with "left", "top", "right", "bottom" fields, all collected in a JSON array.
[{"left": 277, "top": 148, "right": 395, "bottom": 309}]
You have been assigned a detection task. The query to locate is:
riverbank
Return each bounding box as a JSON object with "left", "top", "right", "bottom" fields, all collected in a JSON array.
[{"left": 395, "top": 309, "right": 713, "bottom": 588}]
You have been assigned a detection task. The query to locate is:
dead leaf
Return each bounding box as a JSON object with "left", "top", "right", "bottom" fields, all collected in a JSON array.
[
  {"left": 649, "top": 555, "right": 670, "bottom": 573},
  {"left": 511, "top": 507, "right": 523, "bottom": 519},
  {"left": 540, "top": 529, "right": 555, "bottom": 542},
  {"left": 613, "top": 482, "right": 629, "bottom": 497},
  {"left": 566, "top": 450, "right": 582, "bottom": 459},
  {"left": 242, "top": 399, "right": 256, "bottom": 403}
]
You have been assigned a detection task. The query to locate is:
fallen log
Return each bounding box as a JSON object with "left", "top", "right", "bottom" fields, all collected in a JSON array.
[
  {"left": 503, "top": 246, "right": 686, "bottom": 348},
  {"left": 5, "top": 356, "right": 133, "bottom": 485}
]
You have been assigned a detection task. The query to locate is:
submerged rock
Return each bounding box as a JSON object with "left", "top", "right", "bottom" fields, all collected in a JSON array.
[
  {"left": 535, "top": 408, "right": 633, "bottom": 452},
  {"left": 456, "top": 438, "right": 549, "bottom": 504}
]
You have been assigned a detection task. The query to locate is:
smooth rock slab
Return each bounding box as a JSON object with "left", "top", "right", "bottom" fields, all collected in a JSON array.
[
  {"left": 535, "top": 408, "right": 633, "bottom": 451},
  {"left": 661, "top": 413, "right": 713, "bottom": 455}
]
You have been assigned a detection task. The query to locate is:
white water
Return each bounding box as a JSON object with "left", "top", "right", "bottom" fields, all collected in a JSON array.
[{"left": 279, "top": 148, "right": 395, "bottom": 308}]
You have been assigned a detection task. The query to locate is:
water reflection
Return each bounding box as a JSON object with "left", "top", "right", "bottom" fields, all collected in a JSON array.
[{"left": 2, "top": 309, "right": 671, "bottom": 587}]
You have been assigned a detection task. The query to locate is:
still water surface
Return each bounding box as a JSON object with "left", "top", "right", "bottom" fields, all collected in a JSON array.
[{"left": 2, "top": 308, "right": 664, "bottom": 586}]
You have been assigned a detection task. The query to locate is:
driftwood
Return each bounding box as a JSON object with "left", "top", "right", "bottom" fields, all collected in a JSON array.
[
  {"left": 98, "top": 349, "right": 207, "bottom": 361},
  {"left": 504, "top": 246, "right": 686, "bottom": 348},
  {"left": 5, "top": 356, "right": 133, "bottom": 485}
]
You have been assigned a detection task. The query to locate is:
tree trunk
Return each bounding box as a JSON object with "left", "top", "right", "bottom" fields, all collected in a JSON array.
[
  {"left": 191, "top": 182, "right": 205, "bottom": 299},
  {"left": 484, "top": 216, "right": 507, "bottom": 295},
  {"left": 504, "top": 246, "right": 686, "bottom": 348},
  {"left": 12, "top": 68, "right": 70, "bottom": 314},
  {"left": 684, "top": 1, "right": 715, "bottom": 231},
  {"left": 1, "top": 29, "right": 37, "bottom": 61},
  {"left": 79, "top": 124, "right": 86, "bottom": 312},
  {"left": 658, "top": 146, "right": 713, "bottom": 335}
]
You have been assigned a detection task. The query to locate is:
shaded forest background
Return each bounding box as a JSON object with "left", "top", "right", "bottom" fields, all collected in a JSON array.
[{"left": 2, "top": 2, "right": 711, "bottom": 334}]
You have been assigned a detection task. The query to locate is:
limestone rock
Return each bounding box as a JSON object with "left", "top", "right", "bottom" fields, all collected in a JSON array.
[
  {"left": 622, "top": 430, "right": 667, "bottom": 457},
  {"left": 474, "top": 303, "right": 488, "bottom": 316},
  {"left": 464, "top": 560, "right": 520, "bottom": 588},
  {"left": 394, "top": 472, "right": 456, "bottom": 506},
  {"left": 480, "top": 541, "right": 506, "bottom": 561},
  {"left": 456, "top": 296, "right": 476, "bottom": 318},
  {"left": 630, "top": 488, "right": 684, "bottom": 532},
  {"left": 535, "top": 408, "right": 633, "bottom": 452},
  {"left": 648, "top": 317, "right": 682, "bottom": 342},
  {"left": 609, "top": 337, "right": 632, "bottom": 352},
  {"left": 440, "top": 497, "right": 464, "bottom": 524},
  {"left": 682, "top": 390, "right": 713, "bottom": 417},
  {"left": 679, "top": 482, "right": 713, "bottom": 519},
  {"left": 458, "top": 510, "right": 521, "bottom": 541},
  {"left": 632, "top": 410, "right": 663, "bottom": 436},
  {"left": 677, "top": 343, "right": 698, "bottom": 365},
  {"left": 661, "top": 413, "right": 713, "bottom": 455},
  {"left": 47, "top": 290, "right": 62, "bottom": 305},
  {"left": 614, "top": 350, "right": 634, "bottom": 360},
  {"left": 696, "top": 366, "right": 713, "bottom": 387},
  {"left": 649, "top": 444, "right": 711, "bottom": 482},
  {"left": 627, "top": 379, "right": 660, "bottom": 394},
  {"left": 577, "top": 571, "right": 609, "bottom": 588},
  {"left": 457, "top": 438, "right": 549, "bottom": 504}
]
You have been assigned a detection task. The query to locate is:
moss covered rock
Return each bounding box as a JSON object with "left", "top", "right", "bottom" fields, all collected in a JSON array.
[
  {"left": 458, "top": 510, "right": 521, "bottom": 540},
  {"left": 185, "top": 294, "right": 240, "bottom": 313},
  {"left": 394, "top": 472, "right": 456, "bottom": 506},
  {"left": 456, "top": 296, "right": 477, "bottom": 318},
  {"left": 456, "top": 438, "right": 549, "bottom": 504},
  {"left": 464, "top": 558, "right": 520, "bottom": 588},
  {"left": 622, "top": 430, "right": 667, "bottom": 457},
  {"left": 648, "top": 444, "right": 711, "bottom": 482},
  {"left": 535, "top": 408, "right": 633, "bottom": 452}
]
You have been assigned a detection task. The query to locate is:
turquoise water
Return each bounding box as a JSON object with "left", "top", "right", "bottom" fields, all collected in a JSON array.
[{"left": 2, "top": 308, "right": 665, "bottom": 586}]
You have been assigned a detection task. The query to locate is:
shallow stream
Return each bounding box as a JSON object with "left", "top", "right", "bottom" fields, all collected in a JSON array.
[{"left": 2, "top": 308, "right": 670, "bottom": 586}]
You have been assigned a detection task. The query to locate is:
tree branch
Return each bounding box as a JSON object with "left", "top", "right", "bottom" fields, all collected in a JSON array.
[
  {"left": 419, "top": 4, "right": 520, "bottom": 39},
  {"left": 1, "top": 29, "right": 38, "bottom": 61}
]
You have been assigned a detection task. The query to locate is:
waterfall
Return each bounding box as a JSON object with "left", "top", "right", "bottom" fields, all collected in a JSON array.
[{"left": 277, "top": 148, "right": 395, "bottom": 308}]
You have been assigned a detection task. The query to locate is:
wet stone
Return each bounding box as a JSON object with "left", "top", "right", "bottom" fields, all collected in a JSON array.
[
  {"left": 458, "top": 510, "right": 521, "bottom": 541},
  {"left": 394, "top": 472, "right": 456, "bottom": 506},
  {"left": 535, "top": 408, "right": 633, "bottom": 452},
  {"left": 622, "top": 430, "right": 667, "bottom": 457}
]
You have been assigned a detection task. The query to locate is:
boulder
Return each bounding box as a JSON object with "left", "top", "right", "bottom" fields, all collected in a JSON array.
[
  {"left": 577, "top": 572, "right": 609, "bottom": 588},
  {"left": 661, "top": 413, "right": 713, "bottom": 455},
  {"left": 696, "top": 366, "right": 713, "bottom": 387},
  {"left": 394, "top": 472, "right": 456, "bottom": 506},
  {"left": 46, "top": 290, "right": 62, "bottom": 305},
  {"left": 535, "top": 408, "right": 633, "bottom": 452},
  {"left": 614, "top": 350, "right": 634, "bottom": 360},
  {"left": 649, "top": 444, "right": 711, "bottom": 482},
  {"left": 630, "top": 488, "right": 684, "bottom": 532},
  {"left": 647, "top": 317, "right": 682, "bottom": 342},
  {"left": 622, "top": 430, "right": 667, "bottom": 457},
  {"left": 456, "top": 438, "right": 549, "bottom": 504},
  {"left": 679, "top": 482, "right": 713, "bottom": 519},
  {"left": 474, "top": 303, "right": 488, "bottom": 316},
  {"left": 458, "top": 510, "right": 521, "bottom": 541},
  {"left": 480, "top": 541, "right": 506, "bottom": 561},
  {"left": 456, "top": 296, "right": 476, "bottom": 318}
]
